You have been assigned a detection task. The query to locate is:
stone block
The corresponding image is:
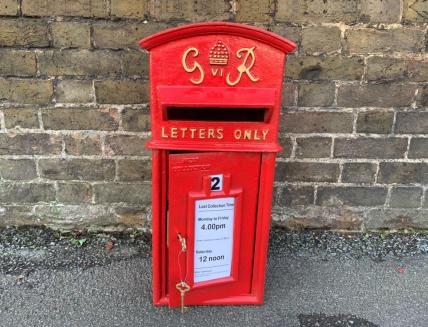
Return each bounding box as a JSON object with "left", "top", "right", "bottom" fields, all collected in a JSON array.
[
  {"left": 270, "top": 25, "right": 301, "bottom": 47},
  {"left": 114, "top": 206, "right": 150, "bottom": 228},
  {"left": 276, "top": 185, "right": 314, "bottom": 207},
  {"left": 3, "top": 108, "right": 39, "bottom": 129},
  {"left": 359, "top": 0, "right": 401, "bottom": 23},
  {"left": 277, "top": 137, "right": 293, "bottom": 158},
  {"left": 122, "top": 109, "right": 150, "bottom": 132},
  {"left": 277, "top": 0, "right": 359, "bottom": 24},
  {"left": 57, "top": 182, "right": 92, "bottom": 204},
  {"left": 94, "top": 183, "right": 151, "bottom": 204},
  {"left": 0, "top": 159, "right": 37, "bottom": 180},
  {"left": 408, "top": 138, "right": 428, "bottom": 158},
  {"left": 42, "top": 108, "right": 119, "bottom": 131},
  {"left": 95, "top": 80, "right": 150, "bottom": 104},
  {"left": 285, "top": 55, "right": 364, "bottom": 80},
  {"left": 378, "top": 162, "right": 428, "bottom": 184},
  {"left": 334, "top": 137, "right": 407, "bottom": 159},
  {"left": 338, "top": 83, "right": 416, "bottom": 108},
  {"left": 346, "top": 27, "right": 426, "bottom": 53},
  {"left": 366, "top": 57, "right": 406, "bottom": 81},
  {"left": 38, "top": 50, "right": 121, "bottom": 77},
  {"left": 0, "top": 0, "right": 18, "bottom": 15},
  {"left": 276, "top": 162, "right": 339, "bottom": 182},
  {"left": 192, "top": 0, "right": 230, "bottom": 21},
  {"left": 317, "top": 186, "right": 387, "bottom": 207},
  {"left": 64, "top": 133, "right": 102, "bottom": 155},
  {"left": 395, "top": 112, "right": 428, "bottom": 134},
  {"left": 147, "top": 0, "right": 192, "bottom": 20},
  {"left": 0, "top": 205, "right": 36, "bottom": 226},
  {"left": 147, "top": 0, "right": 229, "bottom": 21},
  {"left": 295, "top": 137, "right": 331, "bottom": 158},
  {"left": 389, "top": 187, "right": 423, "bottom": 208},
  {"left": 417, "top": 86, "right": 428, "bottom": 107},
  {"left": 301, "top": 26, "right": 341, "bottom": 54},
  {"left": 281, "top": 83, "right": 297, "bottom": 107},
  {"left": 39, "top": 159, "right": 115, "bottom": 181},
  {"left": 0, "top": 183, "right": 55, "bottom": 203},
  {"left": 367, "top": 57, "right": 428, "bottom": 82},
  {"left": 93, "top": 22, "right": 168, "bottom": 49},
  {"left": 356, "top": 110, "right": 394, "bottom": 134},
  {"left": 282, "top": 112, "right": 354, "bottom": 133},
  {"left": 34, "top": 205, "right": 112, "bottom": 228},
  {"left": 275, "top": 206, "right": 364, "bottom": 230},
  {"left": 0, "top": 79, "right": 53, "bottom": 104},
  {"left": 0, "top": 19, "right": 49, "bottom": 47},
  {"left": 298, "top": 83, "right": 335, "bottom": 107},
  {"left": 111, "top": 0, "right": 147, "bottom": 18},
  {"left": 235, "top": 0, "right": 273, "bottom": 22},
  {"left": 341, "top": 163, "right": 377, "bottom": 184},
  {"left": 366, "top": 208, "right": 428, "bottom": 229},
  {"left": 51, "top": 22, "right": 91, "bottom": 49},
  {"left": 21, "top": 0, "right": 108, "bottom": 17},
  {"left": 0, "top": 50, "right": 36, "bottom": 76},
  {"left": 122, "top": 50, "right": 149, "bottom": 77},
  {"left": 117, "top": 159, "right": 152, "bottom": 181},
  {"left": 0, "top": 134, "right": 62, "bottom": 155},
  {"left": 105, "top": 135, "right": 149, "bottom": 156},
  {"left": 56, "top": 80, "right": 93, "bottom": 103},
  {"left": 402, "top": 0, "right": 428, "bottom": 23}
]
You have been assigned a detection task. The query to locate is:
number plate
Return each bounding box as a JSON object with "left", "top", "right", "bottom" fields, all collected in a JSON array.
[{"left": 194, "top": 197, "right": 235, "bottom": 283}]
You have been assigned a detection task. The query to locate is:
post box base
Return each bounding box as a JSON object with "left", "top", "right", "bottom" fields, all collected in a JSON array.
[{"left": 154, "top": 294, "right": 263, "bottom": 306}]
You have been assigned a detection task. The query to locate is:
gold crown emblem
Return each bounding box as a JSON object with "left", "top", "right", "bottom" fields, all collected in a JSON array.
[{"left": 209, "top": 41, "right": 229, "bottom": 66}]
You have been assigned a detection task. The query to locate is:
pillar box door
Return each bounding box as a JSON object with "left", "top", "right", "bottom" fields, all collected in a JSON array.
[
  {"left": 139, "top": 22, "right": 296, "bottom": 308},
  {"left": 168, "top": 151, "right": 261, "bottom": 306}
]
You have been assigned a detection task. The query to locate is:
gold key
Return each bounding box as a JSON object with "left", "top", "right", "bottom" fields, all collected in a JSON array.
[{"left": 176, "top": 281, "right": 190, "bottom": 314}]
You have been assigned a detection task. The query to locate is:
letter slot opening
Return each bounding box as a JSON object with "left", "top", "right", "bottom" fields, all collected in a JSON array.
[{"left": 166, "top": 107, "right": 268, "bottom": 122}]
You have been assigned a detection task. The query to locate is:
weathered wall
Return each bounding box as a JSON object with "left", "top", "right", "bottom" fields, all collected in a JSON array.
[{"left": 0, "top": 0, "right": 427, "bottom": 231}]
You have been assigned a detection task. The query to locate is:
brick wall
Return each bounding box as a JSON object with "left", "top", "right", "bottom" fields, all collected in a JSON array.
[{"left": 0, "top": 0, "right": 427, "bottom": 231}]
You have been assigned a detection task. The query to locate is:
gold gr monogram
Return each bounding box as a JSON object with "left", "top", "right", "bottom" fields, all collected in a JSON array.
[
  {"left": 226, "top": 47, "right": 259, "bottom": 86},
  {"left": 181, "top": 47, "right": 204, "bottom": 85},
  {"left": 181, "top": 46, "right": 259, "bottom": 86}
]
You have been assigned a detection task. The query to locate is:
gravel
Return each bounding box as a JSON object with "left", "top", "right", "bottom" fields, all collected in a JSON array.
[
  {"left": 0, "top": 226, "right": 151, "bottom": 275},
  {"left": 269, "top": 228, "right": 428, "bottom": 261},
  {"left": 1, "top": 226, "right": 427, "bottom": 275}
]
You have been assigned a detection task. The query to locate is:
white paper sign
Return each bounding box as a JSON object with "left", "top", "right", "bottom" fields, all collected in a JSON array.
[{"left": 194, "top": 197, "right": 235, "bottom": 283}]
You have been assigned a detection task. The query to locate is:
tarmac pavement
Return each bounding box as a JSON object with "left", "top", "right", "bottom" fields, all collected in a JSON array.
[{"left": 0, "top": 228, "right": 427, "bottom": 327}]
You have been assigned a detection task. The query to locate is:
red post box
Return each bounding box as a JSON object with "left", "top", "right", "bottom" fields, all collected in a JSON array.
[{"left": 139, "top": 22, "right": 296, "bottom": 308}]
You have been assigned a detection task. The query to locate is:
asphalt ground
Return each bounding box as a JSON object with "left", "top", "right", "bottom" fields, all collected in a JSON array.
[{"left": 0, "top": 227, "right": 427, "bottom": 327}]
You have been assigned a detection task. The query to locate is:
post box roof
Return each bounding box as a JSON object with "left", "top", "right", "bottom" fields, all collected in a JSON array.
[{"left": 140, "top": 22, "right": 296, "bottom": 53}]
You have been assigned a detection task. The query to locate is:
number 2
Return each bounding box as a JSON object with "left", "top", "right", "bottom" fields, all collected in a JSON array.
[
  {"left": 211, "top": 177, "right": 220, "bottom": 190},
  {"left": 210, "top": 174, "right": 223, "bottom": 191}
]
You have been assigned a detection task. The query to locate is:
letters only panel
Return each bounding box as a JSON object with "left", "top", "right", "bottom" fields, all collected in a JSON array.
[{"left": 168, "top": 152, "right": 261, "bottom": 307}]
